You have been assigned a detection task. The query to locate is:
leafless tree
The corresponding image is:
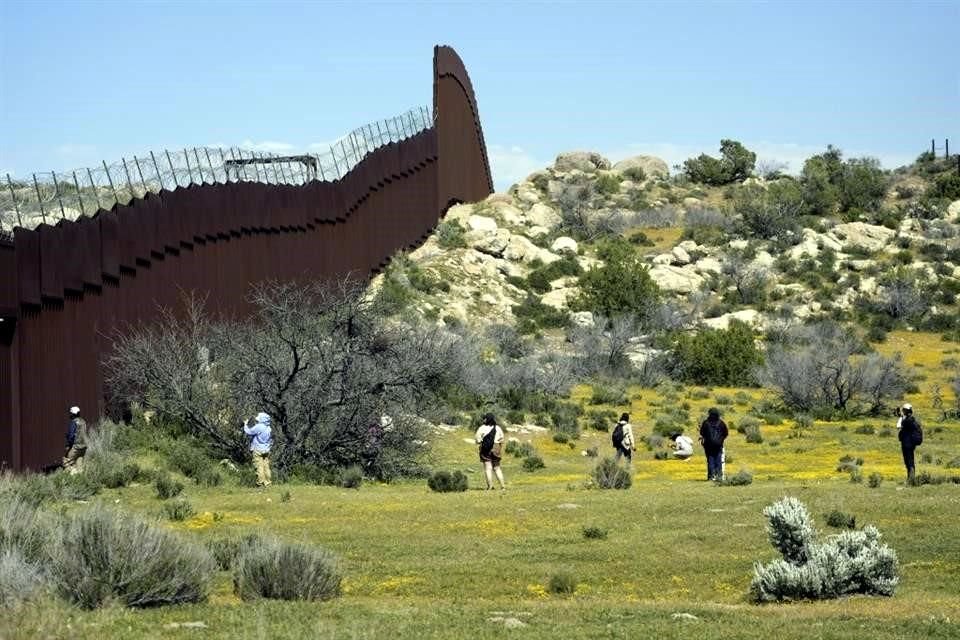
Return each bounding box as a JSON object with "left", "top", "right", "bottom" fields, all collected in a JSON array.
[
  {"left": 721, "top": 254, "right": 771, "bottom": 305},
  {"left": 877, "top": 267, "right": 933, "bottom": 321}
]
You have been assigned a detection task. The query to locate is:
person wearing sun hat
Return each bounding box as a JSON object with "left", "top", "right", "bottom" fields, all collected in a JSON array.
[
  {"left": 62, "top": 406, "right": 88, "bottom": 475},
  {"left": 897, "top": 403, "right": 923, "bottom": 483},
  {"left": 243, "top": 411, "right": 273, "bottom": 487}
]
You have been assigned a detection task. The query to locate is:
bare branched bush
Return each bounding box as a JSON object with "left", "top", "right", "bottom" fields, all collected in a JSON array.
[{"left": 759, "top": 322, "right": 911, "bottom": 414}]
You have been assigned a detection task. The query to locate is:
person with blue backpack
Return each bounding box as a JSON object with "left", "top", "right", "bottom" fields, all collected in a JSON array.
[
  {"left": 611, "top": 413, "right": 635, "bottom": 466},
  {"left": 698, "top": 407, "right": 728, "bottom": 481}
]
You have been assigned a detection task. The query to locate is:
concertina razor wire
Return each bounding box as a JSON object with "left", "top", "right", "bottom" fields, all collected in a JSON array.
[{"left": 0, "top": 105, "right": 433, "bottom": 238}]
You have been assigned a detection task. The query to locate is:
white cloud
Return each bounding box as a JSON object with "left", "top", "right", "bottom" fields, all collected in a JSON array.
[
  {"left": 238, "top": 139, "right": 296, "bottom": 154},
  {"left": 487, "top": 144, "right": 547, "bottom": 192}
]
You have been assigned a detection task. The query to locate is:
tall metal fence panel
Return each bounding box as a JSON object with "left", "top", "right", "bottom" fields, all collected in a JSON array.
[{"left": 0, "top": 106, "right": 433, "bottom": 238}]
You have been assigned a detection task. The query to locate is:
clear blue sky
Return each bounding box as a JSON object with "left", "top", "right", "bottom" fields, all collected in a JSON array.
[{"left": 1, "top": 0, "right": 957, "bottom": 192}]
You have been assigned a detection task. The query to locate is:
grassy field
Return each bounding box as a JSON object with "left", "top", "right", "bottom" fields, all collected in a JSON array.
[{"left": 5, "top": 332, "right": 960, "bottom": 639}]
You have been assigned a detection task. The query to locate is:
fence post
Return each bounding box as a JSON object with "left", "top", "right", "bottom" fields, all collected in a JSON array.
[
  {"left": 932, "top": 139, "right": 935, "bottom": 156},
  {"left": 278, "top": 160, "right": 289, "bottom": 183},
  {"left": 32, "top": 174, "right": 47, "bottom": 224},
  {"left": 183, "top": 148, "right": 194, "bottom": 185},
  {"left": 204, "top": 148, "right": 217, "bottom": 184},
  {"left": 946, "top": 139, "right": 950, "bottom": 159},
  {"left": 86, "top": 167, "right": 101, "bottom": 211},
  {"left": 72, "top": 171, "right": 85, "bottom": 217},
  {"left": 50, "top": 172, "right": 66, "bottom": 219},
  {"left": 165, "top": 150, "right": 179, "bottom": 188},
  {"left": 421, "top": 105, "right": 430, "bottom": 127},
  {"left": 6, "top": 174, "right": 22, "bottom": 228},
  {"left": 121, "top": 158, "right": 136, "bottom": 200},
  {"left": 250, "top": 153, "right": 263, "bottom": 182},
  {"left": 192, "top": 148, "right": 206, "bottom": 184},
  {"left": 133, "top": 156, "right": 148, "bottom": 195},
  {"left": 218, "top": 148, "right": 230, "bottom": 182},
  {"left": 149, "top": 151, "right": 164, "bottom": 191},
  {"left": 103, "top": 161, "right": 120, "bottom": 207},
  {"left": 329, "top": 146, "right": 341, "bottom": 179}
]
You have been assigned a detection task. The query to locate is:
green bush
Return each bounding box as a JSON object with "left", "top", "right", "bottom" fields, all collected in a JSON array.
[
  {"left": 164, "top": 440, "right": 212, "bottom": 480},
  {"left": 572, "top": 238, "right": 661, "bottom": 318},
  {"left": 930, "top": 172, "right": 960, "bottom": 200},
  {"left": 504, "top": 440, "right": 537, "bottom": 459},
  {"left": 854, "top": 424, "right": 876, "bottom": 435},
  {"left": 0, "top": 498, "right": 53, "bottom": 565},
  {"left": 683, "top": 139, "right": 756, "bottom": 186},
  {"left": 512, "top": 295, "right": 570, "bottom": 334},
  {"left": 547, "top": 571, "right": 577, "bottom": 595},
  {"left": 427, "top": 471, "right": 468, "bottom": 493},
  {"left": 586, "top": 409, "right": 617, "bottom": 432},
  {"left": 868, "top": 473, "right": 883, "bottom": 488},
  {"left": 56, "top": 472, "right": 103, "bottom": 501},
  {"left": 194, "top": 467, "right": 223, "bottom": 487},
  {"left": 718, "top": 470, "right": 753, "bottom": 486},
  {"left": 233, "top": 537, "right": 341, "bottom": 601},
  {"left": 582, "top": 526, "right": 608, "bottom": 540},
  {"left": 206, "top": 534, "right": 263, "bottom": 571},
  {"left": 337, "top": 465, "right": 363, "bottom": 489},
  {"left": 621, "top": 166, "right": 646, "bottom": 182},
  {"left": 436, "top": 218, "right": 467, "bottom": 249},
  {"left": 154, "top": 473, "right": 184, "bottom": 500},
  {"left": 824, "top": 510, "right": 856, "bottom": 529},
  {"left": 592, "top": 458, "right": 632, "bottom": 490},
  {"left": 522, "top": 455, "right": 546, "bottom": 472},
  {"left": 51, "top": 506, "right": 214, "bottom": 609},
  {"left": 596, "top": 173, "right": 622, "bottom": 195},
  {"left": 671, "top": 320, "right": 763, "bottom": 386},
  {"left": 163, "top": 499, "right": 195, "bottom": 521},
  {"left": 588, "top": 384, "right": 627, "bottom": 406},
  {"left": 744, "top": 424, "right": 764, "bottom": 444}
]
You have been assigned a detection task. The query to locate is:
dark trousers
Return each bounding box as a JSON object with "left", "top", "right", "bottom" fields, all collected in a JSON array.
[
  {"left": 705, "top": 449, "right": 723, "bottom": 481},
  {"left": 901, "top": 445, "right": 916, "bottom": 480}
]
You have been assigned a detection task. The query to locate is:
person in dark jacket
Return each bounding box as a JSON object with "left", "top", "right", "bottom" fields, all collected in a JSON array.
[
  {"left": 698, "top": 407, "right": 728, "bottom": 481},
  {"left": 897, "top": 403, "right": 922, "bottom": 483},
  {"left": 63, "top": 406, "right": 88, "bottom": 475}
]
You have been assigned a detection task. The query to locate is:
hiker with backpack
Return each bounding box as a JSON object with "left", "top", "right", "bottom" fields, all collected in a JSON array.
[
  {"left": 475, "top": 413, "right": 506, "bottom": 490},
  {"left": 612, "top": 413, "right": 635, "bottom": 465},
  {"left": 897, "top": 403, "right": 923, "bottom": 483},
  {"left": 698, "top": 407, "right": 728, "bottom": 481}
]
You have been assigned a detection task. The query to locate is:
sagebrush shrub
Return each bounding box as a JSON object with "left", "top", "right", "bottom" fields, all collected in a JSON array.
[
  {"left": 824, "top": 510, "right": 856, "bottom": 529},
  {"left": 0, "top": 549, "right": 47, "bottom": 609},
  {"left": 718, "top": 470, "right": 753, "bottom": 486},
  {"left": 234, "top": 537, "right": 341, "bottom": 601},
  {"left": 592, "top": 458, "right": 631, "bottom": 490},
  {"left": 751, "top": 497, "right": 898, "bottom": 602},
  {"left": 51, "top": 506, "right": 214, "bottom": 609},
  {"left": 427, "top": 471, "right": 468, "bottom": 493},
  {"left": 165, "top": 441, "right": 212, "bottom": 480},
  {"left": 206, "top": 533, "right": 262, "bottom": 571},
  {"left": 0, "top": 498, "right": 53, "bottom": 564},
  {"left": 337, "top": 465, "right": 363, "bottom": 489},
  {"left": 522, "top": 455, "right": 546, "bottom": 471},
  {"left": 163, "top": 499, "right": 195, "bottom": 521},
  {"left": 582, "top": 526, "right": 608, "bottom": 540},
  {"left": 154, "top": 473, "right": 184, "bottom": 500},
  {"left": 93, "top": 458, "right": 142, "bottom": 489},
  {"left": 868, "top": 472, "right": 883, "bottom": 488},
  {"left": 547, "top": 571, "right": 577, "bottom": 595},
  {"left": 744, "top": 424, "right": 763, "bottom": 444}
]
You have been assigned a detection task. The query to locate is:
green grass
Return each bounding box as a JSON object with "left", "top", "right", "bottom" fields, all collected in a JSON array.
[{"left": 7, "top": 332, "right": 960, "bottom": 639}]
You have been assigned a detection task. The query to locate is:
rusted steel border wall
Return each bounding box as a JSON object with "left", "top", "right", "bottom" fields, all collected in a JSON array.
[{"left": 0, "top": 46, "right": 492, "bottom": 471}]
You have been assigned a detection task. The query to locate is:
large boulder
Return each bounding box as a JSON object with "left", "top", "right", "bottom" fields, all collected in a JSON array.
[
  {"left": 948, "top": 200, "right": 960, "bottom": 223},
  {"left": 612, "top": 155, "right": 669, "bottom": 180},
  {"left": 551, "top": 236, "right": 578, "bottom": 254},
  {"left": 467, "top": 215, "right": 498, "bottom": 233},
  {"left": 827, "top": 222, "right": 896, "bottom": 253},
  {"left": 468, "top": 228, "right": 511, "bottom": 257},
  {"left": 648, "top": 264, "right": 705, "bottom": 293},
  {"left": 527, "top": 203, "right": 561, "bottom": 228},
  {"left": 554, "top": 151, "right": 611, "bottom": 173},
  {"left": 701, "top": 309, "right": 766, "bottom": 331}
]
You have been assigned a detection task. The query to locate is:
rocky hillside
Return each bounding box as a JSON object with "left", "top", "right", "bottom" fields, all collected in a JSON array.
[{"left": 371, "top": 150, "right": 960, "bottom": 346}]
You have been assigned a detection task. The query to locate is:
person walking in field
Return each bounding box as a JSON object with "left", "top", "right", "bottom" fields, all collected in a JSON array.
[
  {"left": 243, "top": 412, "right": 273, "bottom": 487},
  {"left": 669, "top": 432, "right": 694, "bottom": 460},
  {"left": 699, "top": 407, "right": 728, "bottom": 481},
  {"left": 897, "top": 403, "right": 923, "bottom": 483},
  {"left": 612, "top": 413, "right": 635, "bottom": 465},
  {"left": 62, "top": 406, "right": 88, "bottom": 475},
  {"left": 475, "top": 413, "right": 506, "bottom": 490}
]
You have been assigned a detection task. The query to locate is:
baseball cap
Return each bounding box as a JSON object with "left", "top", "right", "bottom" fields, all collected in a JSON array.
[
  {"left": 902, "top": 403, "right": 912, "bottom": 411},
  {"left": 69, "top": 406, "right": 80, "bottom": 416}
]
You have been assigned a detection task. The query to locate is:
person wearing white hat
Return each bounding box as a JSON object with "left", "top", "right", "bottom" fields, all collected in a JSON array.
[
  {"left": 896, "top": 403, "right": 923, "bottom": 483},
  {"left": 62, "top": 406, "right": 88, "bottom": 475},
  {"left": 243, "top": 412, "right": 273, "bottom": 487}
]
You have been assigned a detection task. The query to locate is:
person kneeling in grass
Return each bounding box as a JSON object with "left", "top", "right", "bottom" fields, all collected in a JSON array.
[{"left": 669, "top": 432, "right": 694, "bottom": 460}]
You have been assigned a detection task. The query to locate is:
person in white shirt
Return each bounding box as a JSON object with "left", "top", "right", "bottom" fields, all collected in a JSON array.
[
  {"left": 670, "top": 432, "right": 694, "bottom": 460},
  {"left": 612, "top": 413, "right": 635, "bottom": 465},
  {"left": 474, "top": 413, "right": 506, "bottom": 490}
]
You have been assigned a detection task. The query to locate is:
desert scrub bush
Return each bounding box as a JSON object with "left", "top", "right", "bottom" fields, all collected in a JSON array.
[
  {"left": 718, "top": 470, "right": 753, "bottom": 486},
  {"left": 824, "top": 510, "right": 856, "bottom": 529},
  {"left": 436, "top": 218, "right": 467, "bottom": 249},
  {"left": 868, "top": 472, "right": 883, "bottom": 488},
  {"left": 582, "top": 525, "right": 608, "bottom": 540},
  {"left": 51, "top": 506, "right": 214, "bottom": 609},
  {"left": 504, "top": 440, "right": 537, "bottom": 458},
  {"left": 92, "top": 458, "right": 143, "bottom": 489},
  {"left": 669, "top": 320, "right": 762, "bottom": 387},
  {"left": 194, "top": 467, "right": 223, "bottom": 487},
  {"left": 0, "top": 498, "right": 53, "bottom": 564},
  {"left": 621, "top": 166, "right": 646, "bottom": 182},
  {"left": 154, "top": 473, "right": 184, "bottom": 500},
  {"left": 552, "top": 432, "right": 569, "bottom": 444},
  {"left": 854, "top": 424, "right": 876, "bottom": 435},
  {"left": 0, "top": 549, "right": 47, "bottom": 609},
  {"left": 744, "top": 424, "right": 764, "bottom": 444},
  {"left": 586, "top": 409, "right": 617, "bottom": 432},
  {"left": 688, "top": 387, "right": 711, "bottom": 400},
  {"left": 233, "top": 537, "right": 341, "bottom": 601},
  {"left": 522, "top": 455, "right": 546, "bottom": 472},
  {"left": 5, "top": 473, "right": 59, "bottom": 507},
  {"left": 162, "top": 499, "right": 195, "bottom": 521},
  {"left": 588, "top": 383, "right": 627, "bottom": 406},
  {"left": 653, "top": 451, "right": 669, "bottom": 460},
  {"left": 736, "top": 416, "right": 761, "bottom": 434},
  {"left": 427, "top": 470, "right": 468, "bottom": 493},
  {"left": 206, "top": 533, "right": 263, "bottom": 571},
  {"left": 592, "top": 458, "right": 632, "bottom": 490},
  {"left": 56, "top": 472, "right": 103, "bottom": 501},
  {"left": 336, "top": 465, "right": 363, "bottom": 489},
  {"left": 750, "top": 496, "right": 898, "bottom": 602},
  {"left": 547, "top": 571, "right": 577, "bottom": 595},
  {"left": 164, "top": 440, "right": 213, "bottom": 481}
]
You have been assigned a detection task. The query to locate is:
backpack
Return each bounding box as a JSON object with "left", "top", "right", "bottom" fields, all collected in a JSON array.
[
  {"left": 905, "top": 416, "right": 923, "bottom": 446},
  {"left": 703, "top": 421, "right": 725, "bottom": 449},
  {"left": 480, "top": 426, "right": 497, "bottom": 455},
  {"left": 612, "top": 422, "right": 625, "bottom": 449}
]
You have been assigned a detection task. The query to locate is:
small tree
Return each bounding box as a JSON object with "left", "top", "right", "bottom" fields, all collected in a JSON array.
[
  {"left": 573, "top": 238, "right": 661, "bottom": 318},
  {"left": 684, "top": 139, "right": 757, "bottom": 186},
  {"left": 670, "top": 320, "right": 763, "bottom": 386}
]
